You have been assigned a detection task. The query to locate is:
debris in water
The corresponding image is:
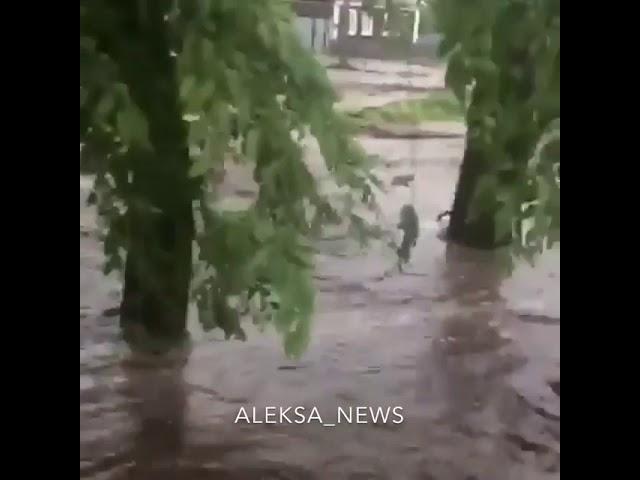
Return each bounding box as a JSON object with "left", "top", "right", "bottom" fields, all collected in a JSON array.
[
  {"left": 278, "top": 364, "right": 308, "bottom": 371},
  {"left": 363, "top": 366, "right": 382, "bottom": 374},
  {"left": 515, "top": 313, "right": 560, "bottom": 325},
  {"left": 391, "top": 174, "right": 415, "bottom": 186},
  {"left": 102, "top": 307, "right": 120, "bottom": 318}
]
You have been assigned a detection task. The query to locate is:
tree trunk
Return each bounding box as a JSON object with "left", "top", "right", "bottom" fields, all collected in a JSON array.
[
  {"left": 447, "top": 144, "right": 507, "bottom": 250},
  {"left": 337, "top": 1, "right": 353, "bottom": 67},
  {"left": 311, "top": 17, "right": 317, "bottom": 51},
  {"left": 120, "top": 196, "right": 193, "bottom": 343},
  {"left": 447, "top": 41, "right": 536, "bottom": 251},
  {"left": 105, "top": 0, "right": 196, "bottom": 346}
]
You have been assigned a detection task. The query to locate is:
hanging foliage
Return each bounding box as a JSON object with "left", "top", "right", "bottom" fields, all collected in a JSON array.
[{"left": 80, "top": 0, "right": 386, "bottom": 355}]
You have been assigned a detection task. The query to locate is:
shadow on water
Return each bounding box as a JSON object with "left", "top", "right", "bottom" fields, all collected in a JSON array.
[
  {"left": 80, "top": 353, "right": 188, "bottom": 479},
  {"left": 123, "top": 356, "right": 189, "bottom": 479},
  {"left": 81, "top": 351, "right": 324, "bottom": 480}
]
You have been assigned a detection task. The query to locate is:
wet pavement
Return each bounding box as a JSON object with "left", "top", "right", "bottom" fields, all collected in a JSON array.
[{"left": 80, "top": 64, "right": 559, "bottom": 480}]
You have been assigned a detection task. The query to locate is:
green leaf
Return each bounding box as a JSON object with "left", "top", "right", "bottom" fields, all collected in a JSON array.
[
  {"left": 80, "top": 88, "right": 89, "bottom": 108},
  {"left": 180, "top": 76, "right": 196, "bottom": 101},
  {"left": 284, "top": 249, "right": 313, "bottom": 269},
  {"left": 495, "top": 203, "right": 514, "bottom": 242},
  {"left": 116, "top": 104, "right": 150, "bottom": 148},
  {"left": 437, "top": 36, "right": 458, "bottom": 58},
  {"left": 445, "top": 49, "right": 469, "bottom": 104},
  {"left": 467, "top": 57, "right": 498, "bottom": 80},
  {"left": 236, "top": 95, "right": 251, "bottom": 134},
  {"left": 284, "top": 318, "right": 311, "bottom": 359},
  {"left": 189, "top": 156, "right": 210, "bottom": 178},
  {"left": 245, "top": 128, "right": 260, "bottom": 163},
  {"left": 187, "top": 117, "right": 209, "bottom": 146},
  {"left": 96, "top": 93, "right": 115, "bottom": 118}
]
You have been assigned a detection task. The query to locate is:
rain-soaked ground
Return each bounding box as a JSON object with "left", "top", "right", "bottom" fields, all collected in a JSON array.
[{"left": 80, "top": 61, "right": 559, "bottom": 480}]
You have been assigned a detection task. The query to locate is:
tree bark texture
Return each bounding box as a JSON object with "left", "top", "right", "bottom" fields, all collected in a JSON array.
[{"left": 446, "top": 144, "right": 505, "bottom": 250}]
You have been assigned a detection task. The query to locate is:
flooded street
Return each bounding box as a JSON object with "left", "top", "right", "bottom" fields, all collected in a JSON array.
[{"left": 80, "top": 64, "right": 559, "bottom": 480}]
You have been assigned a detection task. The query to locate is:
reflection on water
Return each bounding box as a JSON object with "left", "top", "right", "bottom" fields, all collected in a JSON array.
[
  {"left": 124, "top": 355, "right": 188, "bottom": 478},
  {"left": 80, "top": 230, "right": 559, "bottom": 480},
  {"left": 425, "top": 245, "right": 533, "bottom": 474}
]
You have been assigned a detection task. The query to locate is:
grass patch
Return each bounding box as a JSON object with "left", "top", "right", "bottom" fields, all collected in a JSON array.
[{"left": 346, "top": 91, "right": 464, "bottom": 131}]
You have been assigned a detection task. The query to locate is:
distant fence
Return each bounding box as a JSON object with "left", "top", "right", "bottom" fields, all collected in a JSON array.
[
  {"left": 294, "top": 17, "right": 333, "bottom": 53},
  {"left": 294, "top": 0, "right": 432, "bottom": 61}
]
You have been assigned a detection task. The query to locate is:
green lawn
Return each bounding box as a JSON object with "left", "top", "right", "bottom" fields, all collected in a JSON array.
[{"left": 346, "top": 91, "right": 464, "bottom": 131}]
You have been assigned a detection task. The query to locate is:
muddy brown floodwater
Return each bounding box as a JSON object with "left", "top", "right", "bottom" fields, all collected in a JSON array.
[{"left": 80, "top": 72, "right": 559, "bottom": 479}]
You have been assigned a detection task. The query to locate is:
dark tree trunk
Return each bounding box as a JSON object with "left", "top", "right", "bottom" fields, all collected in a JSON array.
[
  {"left": 447, "top": 32, "right": 537, "bottom": 251},
  {"left": 120, "top": 196, "right": 193, "bottom": 343},
  {"left": 100, "top": 0, "right": 196, "bottom": 345},
  {"left": 337, "top": 3, "right": 354, "bottom": 67},
  {"left": 311, "top": 17, "right": 317, "bottom": 51},
  {"left": 446, "top": 144, "right": 505, "bottom": 250}
]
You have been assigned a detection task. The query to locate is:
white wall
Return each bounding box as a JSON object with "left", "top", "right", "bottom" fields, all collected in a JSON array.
[{"left": 294, "top": 17, "right": 333, "bottom": 52}]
